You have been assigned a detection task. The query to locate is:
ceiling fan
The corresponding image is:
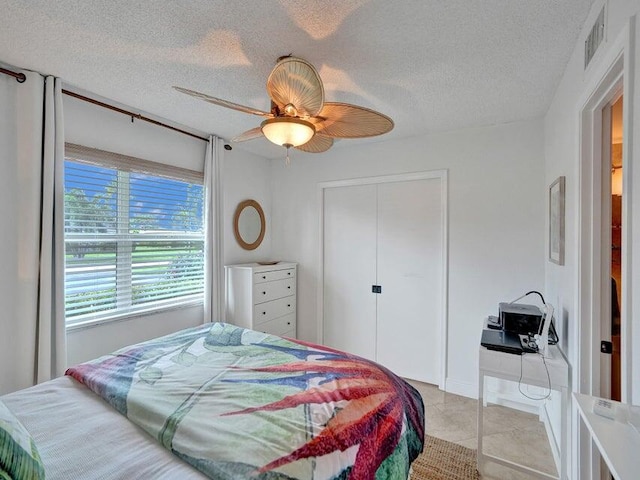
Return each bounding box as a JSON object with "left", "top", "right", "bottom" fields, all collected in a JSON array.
[{"left": 173, "top": 56, "right": 394, "bottom": 159}]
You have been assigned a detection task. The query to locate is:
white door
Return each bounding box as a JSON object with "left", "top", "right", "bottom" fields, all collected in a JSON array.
[
  {"left": 376, "top": 179, "right": 443, "bottom": 383},
  {"left": 323, "top": 184, "right": 377, "bottom": 361}
]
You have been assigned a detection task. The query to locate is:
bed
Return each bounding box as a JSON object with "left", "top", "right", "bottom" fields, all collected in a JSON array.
[{"left": 1, "top": 323, "right": 425, "bottom": 479}]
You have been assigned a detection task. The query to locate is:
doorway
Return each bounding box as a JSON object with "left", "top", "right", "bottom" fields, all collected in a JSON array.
[
  {"left": 598, "top": 91, "right": 624, "bottom": 403},
  {"left": 607, "top": 95, "right": 623, "bottom": 402}
]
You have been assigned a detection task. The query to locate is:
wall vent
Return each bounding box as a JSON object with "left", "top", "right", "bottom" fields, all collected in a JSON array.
[{"left": 584, "top": 7, "right": 605, "bottom": 69}]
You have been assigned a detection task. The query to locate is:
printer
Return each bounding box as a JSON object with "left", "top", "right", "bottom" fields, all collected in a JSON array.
[
  {"left": 499, "top": 302, "right": 544, "bottom": 335},
  {"left": 483, "top": 293, "right": 559, "bottom": 355}
]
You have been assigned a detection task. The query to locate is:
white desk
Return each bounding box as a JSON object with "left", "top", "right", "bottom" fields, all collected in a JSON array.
[
  {"left": 478, "top": 344, "right": 569, "bottom": 479},
  {"left": 574, "top": 393, "right": 640, "bottom": 480}
]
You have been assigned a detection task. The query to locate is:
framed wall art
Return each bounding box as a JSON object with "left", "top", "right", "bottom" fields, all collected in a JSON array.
[{"left": 549, "top": 176, "right": 566, "bottom": 265}]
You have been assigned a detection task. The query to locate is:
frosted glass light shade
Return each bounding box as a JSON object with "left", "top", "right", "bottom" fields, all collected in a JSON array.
[
  {"left": 612, "top": 167, "right": 623, "bottom": 196},
  {"left": 261, "top": 118, "right": 315, "bottom": 147}
]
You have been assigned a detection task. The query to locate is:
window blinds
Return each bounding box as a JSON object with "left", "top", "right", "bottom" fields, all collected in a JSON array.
[{"left": 64, "top": 144, "right": 205, "bottom": 326}]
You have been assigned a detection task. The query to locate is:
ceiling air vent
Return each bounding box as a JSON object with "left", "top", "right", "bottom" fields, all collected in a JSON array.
[{"left": 585, "top": 7, "right": 605, "bottom": 69}]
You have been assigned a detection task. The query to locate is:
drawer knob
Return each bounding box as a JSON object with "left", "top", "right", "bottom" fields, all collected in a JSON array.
[
  {"left": 287, "top": 322, "right": 291, "bottom": 325},
  {"left": 262, "top": 275, "right": 266, "bottom": 279},
  {"left": 288, "top": 272, "right": 291, "bottom": 275},
  {"left": 262, "top": 291, "right": 266, "bottom": 295},
  {"left": 287, "top": 286, "right": 291, "bottom": 289},
  {"left": 287, "top": 304, "right": 291, "bottom": 307},
  {"left": 262, "top": 312, "right": 266, "bottom": 315}
]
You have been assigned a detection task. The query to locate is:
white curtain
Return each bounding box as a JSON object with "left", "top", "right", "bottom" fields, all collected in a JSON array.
[
  {"left": 0, "top": 71, "right": 66, "bottom": 394},
  {"left": 203, "top": 135, "right": 224, "bottom": 323},
  {"left": 36, "top": 76, "right": 66, "bottom": 383}
]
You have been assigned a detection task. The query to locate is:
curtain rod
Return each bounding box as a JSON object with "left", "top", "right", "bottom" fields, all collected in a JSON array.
[
  {"left": 0, "top": 67, "right": 208, "bottom": 142},
  {"left": 62, "top": 89, "right": 208, "bottom": 142},
  {"left": 0, "top": 67, "right": 26, "bottom": 83}
]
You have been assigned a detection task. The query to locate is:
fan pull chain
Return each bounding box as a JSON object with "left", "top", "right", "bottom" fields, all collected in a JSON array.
[{"left": 285, "top": 145, "right": 291, "bottom": 166}]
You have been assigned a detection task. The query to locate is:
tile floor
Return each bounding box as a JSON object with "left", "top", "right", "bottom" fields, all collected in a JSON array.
[{"left": 407, "top": 380, "right": 557, "bottom": 479}]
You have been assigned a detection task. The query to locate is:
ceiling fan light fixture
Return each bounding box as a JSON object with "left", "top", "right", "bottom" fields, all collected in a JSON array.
[
  {"left": 261, "top": 117, "right": 315, "bottom": 147},
  {"left": 175, "top": 56, "right": 394, "bottom": 155}
]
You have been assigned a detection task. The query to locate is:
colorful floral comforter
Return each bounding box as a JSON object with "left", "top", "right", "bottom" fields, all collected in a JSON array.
[{"left": 66, "top": 323, "right": 425, "bottom": 480}]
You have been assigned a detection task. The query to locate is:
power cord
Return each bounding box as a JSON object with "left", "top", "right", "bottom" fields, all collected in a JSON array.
[
  {"left": 518, "top": 352, "right": 551, "bottom": 401},
  {"left": 508, "top": 290, "right": 553, "bottom": 400},
  {"left": 509, "top": 290, "right": 546, "bottom": 307}
]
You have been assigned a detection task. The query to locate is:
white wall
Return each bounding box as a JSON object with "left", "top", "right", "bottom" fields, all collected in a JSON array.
[
  {"left": 222, "top": 147, "right": 272, "bottom": 266},
  {"left": 269, "top": 118, "right": 546, "bottom": 396},
  {"left": 64, "top": 94, "right": 208, "bottom": 364},
  {"left": 544, "top": 1, "right": 639, "bottom": 477},
  {"left": 544, "top": 0, "right": 639, "bottom": 401},
  {"left": 64, "top": 95, "right": 206, "bottom": 171},
  {"left": 545, "top": 0, "right": 640, "bottom": 403}
]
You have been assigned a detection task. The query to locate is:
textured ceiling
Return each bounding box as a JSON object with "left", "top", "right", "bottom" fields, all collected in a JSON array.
[{"left": 0, "top": 0, "right": 593, "bottom": 159}]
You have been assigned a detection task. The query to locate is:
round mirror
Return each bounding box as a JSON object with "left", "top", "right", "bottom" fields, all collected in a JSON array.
[{"left": 233, "top": 199, "right": 266, "bottom": 250}]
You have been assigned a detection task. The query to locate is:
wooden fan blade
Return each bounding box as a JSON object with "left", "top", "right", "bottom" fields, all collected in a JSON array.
[
  {"left": 314, "top": 102, "right": 394, "bottom": 138},
  {"left": 232, "top": 127, "right": 264, "bottom": 143},
  {"left": 295, "top": 134, "right": 334, "bottom": 153},
  {"left": 266, "top": 57, "right": 324, "bottom": 117},
  {"left": 173, "top": 86, "right": 272, "bottom": 117}
]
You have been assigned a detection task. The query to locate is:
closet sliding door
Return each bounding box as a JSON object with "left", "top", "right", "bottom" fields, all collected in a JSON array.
[
  {"left": 322, "top": 173, "right": 446, "bottom": 385},
  {"left": 323, "top": 184, "right": 377, "bottom": 361},
  {"left": 376, "top": 179, "right": 443, "bottom": 384}
]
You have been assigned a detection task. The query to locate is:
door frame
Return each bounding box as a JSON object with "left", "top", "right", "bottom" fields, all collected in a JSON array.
[
  {"left": 576, "top": 17, "right": 635, "bottom": 480},
  {"left": 317, "top": 170, "right": 449, "bottom": 389}
]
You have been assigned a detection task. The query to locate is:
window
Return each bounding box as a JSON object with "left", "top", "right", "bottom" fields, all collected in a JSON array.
[{"left": 64, "top": 144, "right": 205, "bottom": 327}]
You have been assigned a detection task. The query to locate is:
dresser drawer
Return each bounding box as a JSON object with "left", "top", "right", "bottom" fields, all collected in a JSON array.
[
  {"left": 256, "top": 314, "right": 296, "bottom": 336},
  {"left": 254, "top": 296, "right": 296, "bottom": 325},
  {"left": 254, "top": 278, "right": 296, "bottom": 304},
  {"left": 254, "top": 268, "right": 295, "bottom": 284}
]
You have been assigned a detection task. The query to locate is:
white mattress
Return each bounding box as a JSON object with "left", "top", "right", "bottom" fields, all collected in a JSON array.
[{"left": 1, "top": 376, "right": 208, "bottom": 479}]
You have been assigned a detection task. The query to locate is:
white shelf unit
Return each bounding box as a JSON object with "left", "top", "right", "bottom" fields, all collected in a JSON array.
[
  {"left": 224, "top": 262, "right": 297, "bottom": 338},
  {"left": 574, "top": 393, "right": 640, "bottom": 480}
]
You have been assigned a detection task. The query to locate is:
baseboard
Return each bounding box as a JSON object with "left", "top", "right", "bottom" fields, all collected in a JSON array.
[{"left": 445, "top": 378, "right": 477, "bottom": 399}]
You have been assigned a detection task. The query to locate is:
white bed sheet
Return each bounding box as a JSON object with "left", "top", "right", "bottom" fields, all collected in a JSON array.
[{"left": 1, "top": 376, "right": 208, "bottom": 480}]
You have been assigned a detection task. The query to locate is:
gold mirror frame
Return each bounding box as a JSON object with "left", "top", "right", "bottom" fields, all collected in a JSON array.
[{"left": 233, "top": 199, "right": 266, "bottom": 250}]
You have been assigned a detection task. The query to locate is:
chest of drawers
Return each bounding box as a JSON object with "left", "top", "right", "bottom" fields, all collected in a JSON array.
[{"left": 224, "top": 262, "right": 297, "bottom": 338}]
